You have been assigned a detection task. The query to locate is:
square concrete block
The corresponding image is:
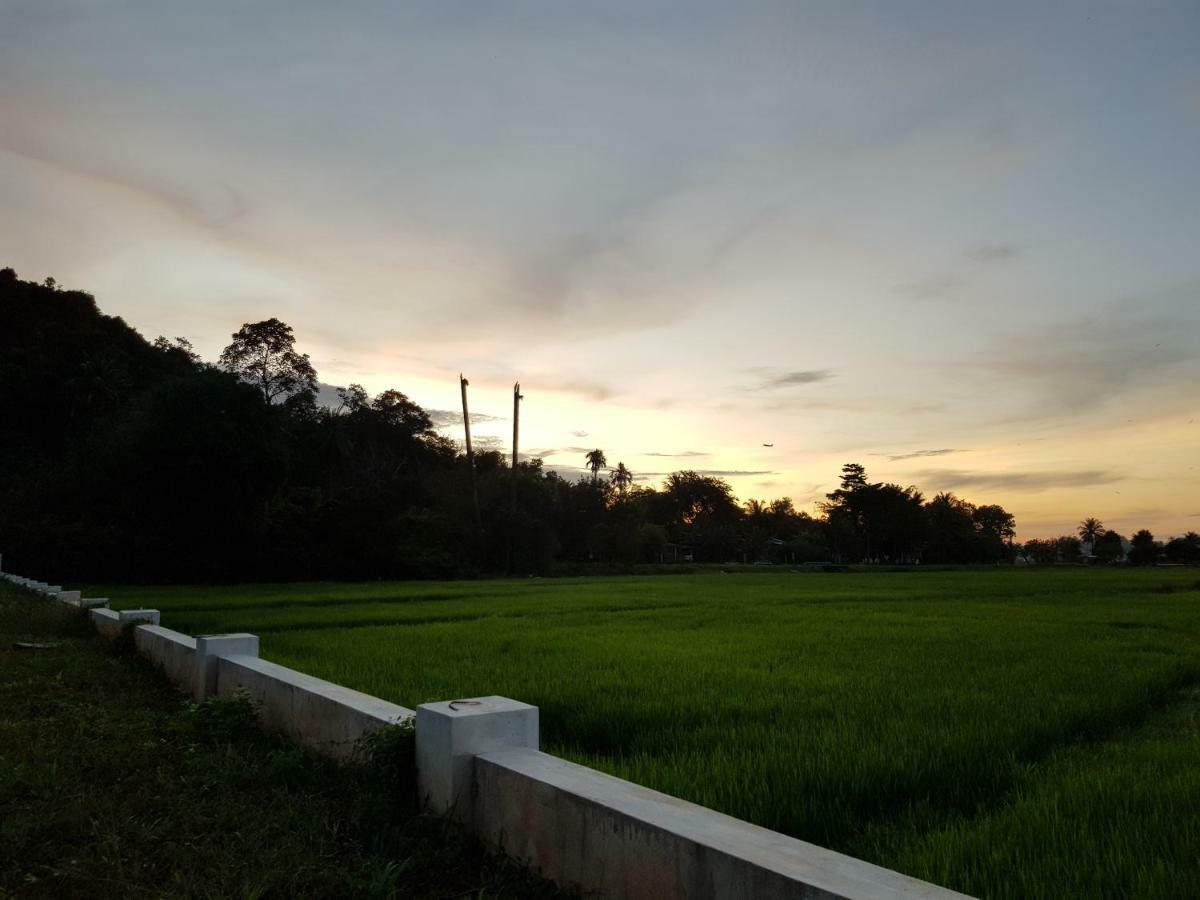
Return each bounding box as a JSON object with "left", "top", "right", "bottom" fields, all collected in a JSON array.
[
  {"left": 57, "top": 590, "right": 82, "bottom": 604},
  {"left": 416, "top": 696, "right": 539, "bottom": 821},
  {"left": 118, "top": 609, "right": 161, "bottom": 626},
  {"left": 79, "top": 597, "right": 109, "bottom": 610},
  {"left": 193, "top": 633, "right": 260, "bottom": 699},
  {"left": 90, "top": 607, "right": 122, "bottom": 637}
]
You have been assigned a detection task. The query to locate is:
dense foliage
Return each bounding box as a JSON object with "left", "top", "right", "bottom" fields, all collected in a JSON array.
[{"left": 6, "top": 268, "right": 1183, "bottom": 582}]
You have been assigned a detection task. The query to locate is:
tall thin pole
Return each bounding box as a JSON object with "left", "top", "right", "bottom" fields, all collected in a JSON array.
[
  {"left": 508, "top": 382, "right": 523, "bottom": 574},
  {"left": 460, "top": 374, "right": 480, "bottom": 528},
  {"left": 510, "top": 382, "right": 522, "bottom": 518}
]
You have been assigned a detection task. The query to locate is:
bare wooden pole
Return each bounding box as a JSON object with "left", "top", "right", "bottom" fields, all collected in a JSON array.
[
  {"left": 460, "top": 374, "right": 480, "bottom": 528},
  {"left": 508, "top": 382, "right": 523, "bottom": 574},
  {"left": 510, "top": 382, "right": 522, "bottom": 517}
]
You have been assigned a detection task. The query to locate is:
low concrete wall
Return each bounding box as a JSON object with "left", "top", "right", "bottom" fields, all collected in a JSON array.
[
  {"left": 90, "top": 607, "right": 122, "bottom": 638},
  {"left": 133, "top": 625, "right": 197, "bottom": 692},
  {"left": 474, "top": 749, "right": 970, "bottom": 900},
  {"left": 216, "top": 654, "right": 414, "bottom": 759}
]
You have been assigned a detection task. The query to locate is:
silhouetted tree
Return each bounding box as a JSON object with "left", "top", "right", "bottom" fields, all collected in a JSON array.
[
  {"left": 1078, "top": 517, "right": 1105, "bottom": 549},
  {"left": 219, "top": 318, "right": 317, "bottom": 404},
  {"left": 1094, "top": 530, "right": 1126, "bottom": 564},
  {"left": 610, "top": 462, "right": 633, "bottom": 496},
  {"left": 1128, "top": 529, "right": 1158, "bottom": 566},
  {"left": 585, "top": 448, "right": 607, "bottom": 481}
]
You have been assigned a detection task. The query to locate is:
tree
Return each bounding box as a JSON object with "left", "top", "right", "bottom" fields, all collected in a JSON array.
[
  {"left": 610, "top": 462, "right": 633, "bottom": 496},
  {"left": 219, "top": 318, "right": 317, "bottom": 404},
  {"left": 839, "top": 463, "right": 868, "bottom": 492},
  {"left": 1165, "top": 532, "right": 1200, "bottom": 564},
  {"left": 1128, "top": 529, "right": 1158, "bottom": 566},
  {"left": 924, "top": 493, "right": 980, "bottom": 564},
  {"left": 585, "top": 448, "right": 608, "bottom": 481},
  {"left": 371, "top": 389, "right": 434, "bottom": 437},
  {"left": 1094, "top": 530, "right": 1126, "bottom": 564},
  {"left": 973, "top": 504, "right": 1017, "bottom": 562},
  {"left": 1077, "top": 517, "right": 1105, "bottom": 549},
  {"left": 1055, "top": 535, "right": 1082, "bottom": 563}
]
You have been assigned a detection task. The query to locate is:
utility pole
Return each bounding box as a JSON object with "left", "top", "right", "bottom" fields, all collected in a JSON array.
[
  {"left": 510, "top": 382, "right": 522, "bottom": 518},
  {"left": 508, "top": 382, "right": 523, "bottom": 574},
  {"left": 459, "top": 374, "right": 481, "bottom": 528}
]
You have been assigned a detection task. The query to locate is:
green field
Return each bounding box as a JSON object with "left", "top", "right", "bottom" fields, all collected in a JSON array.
[{"left": 96, "top": 568, "right": 1200, "bottom": 899}]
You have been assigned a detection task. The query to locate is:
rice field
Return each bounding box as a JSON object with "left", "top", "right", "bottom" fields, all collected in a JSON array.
[{"left": 95, "top": 568, "right": 1200, "bottom": 899}]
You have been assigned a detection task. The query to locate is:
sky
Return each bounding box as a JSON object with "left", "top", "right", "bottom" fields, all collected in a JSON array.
[{"left": 2, "top": 1, "right": 1199, "bottom": 539}]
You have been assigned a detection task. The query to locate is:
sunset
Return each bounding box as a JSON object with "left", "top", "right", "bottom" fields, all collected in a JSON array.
[
  {"left": 3, "top": 4, "right": 1200, "bottom": 899},
  {"left": 4, "top": 3, "right": 1198, "bottom": 538}
]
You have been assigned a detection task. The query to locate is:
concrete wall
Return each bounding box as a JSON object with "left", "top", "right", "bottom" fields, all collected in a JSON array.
[
  {"left": 133, "top": 625, "right": 196, "bottom": 692},
  {"left": 90, "top": 607, "right": 122, "bottom": 638},
  {"left": 216, "top": 654, "right": 414, "bottom": 760},
  {"left": 473, "top": 749, "right": 970, "bottom": 900}
]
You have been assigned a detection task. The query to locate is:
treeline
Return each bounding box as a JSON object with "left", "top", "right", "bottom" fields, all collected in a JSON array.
[
  {"left": 1022, "top": 522, "right": 1200, "bottom": 567},
  {"left": 0, "top": 268, "right": 1043, "bottom": 582}
]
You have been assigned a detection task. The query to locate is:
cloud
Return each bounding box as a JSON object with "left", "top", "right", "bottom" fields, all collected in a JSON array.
[
  {"left": 892, "top": 275, "right": 962, "bottom": 301},
  {"left": 915, "top": 468, "right": 1122, "bottom": 494},
  {"left": 570, "top": 430, "right": 589, "bottom": 438},
  {"left": 471, "top": 435, "right": 507, "bottom": 451},
  {"left": 969, "top": 287, "right": 1200, "bottom": 417},
  {"left": 642, "top": 450, "right": 709, "bottom": 457},
  {"left": 428, "top": 409, "right": 505, "bottom": 428},
  {"left": 638, "top": 469, "right": 778, "bottom": 478},
  {"left": 554, "top": 379, "right": 616, "bottom": 401},
  {"left": 881, "top": 448, "right": 961, "bottom": 462},
  {"left": 746, "top": 368, "right": 835, "bottom": 391},
  {"left": 966, "top": 244, "right": 1020, "bottom": 263}
]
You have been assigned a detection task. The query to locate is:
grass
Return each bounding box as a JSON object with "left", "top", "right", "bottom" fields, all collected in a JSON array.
[
  {"left": 88, "top": 567, "right": 1200, "bottom": 898},
  {"left": 0, "top": 581, "right": 566, "bottom": 899}
]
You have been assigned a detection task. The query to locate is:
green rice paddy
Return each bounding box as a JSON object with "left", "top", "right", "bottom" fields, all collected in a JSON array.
[{"left": 96, "top": 568, "right": 1200, "bottom": 899}]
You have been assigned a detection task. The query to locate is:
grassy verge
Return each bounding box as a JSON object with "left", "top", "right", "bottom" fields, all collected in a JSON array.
[{"left": 0, "top": 582, "right": 565, "bottom": 900}]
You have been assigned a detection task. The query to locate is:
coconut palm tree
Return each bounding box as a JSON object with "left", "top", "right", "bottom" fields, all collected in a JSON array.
[
  {"left": 610, "top": 462, "right": 633, "bottom": 495},
  {"left": 585, "top": 448, "right": 607, "bottom": 481},
  {"left": 1077, "top": 517, "right": 1105, "bottom": 551}
]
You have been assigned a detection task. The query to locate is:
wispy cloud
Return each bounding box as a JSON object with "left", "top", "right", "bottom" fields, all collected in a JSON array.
[
  {"left": 969, "top": 287, "right": 1200, "bottom": 417},
  {"left": 639, "top": 469, "right": 778, "bottom": 479},
  {"left": 428, "top": 409, "right": 505, "bottom": 428},
  {"left": 892, "top": 275, "right": 962, "bottom": 301},
  {"left": 642, "top": 450, "right": 709, "bottom": 458},
  {"left": 881, "top": 448, "right": 961, "bottom": 462},
  {"left": 966, "top": 244, "right": 1020, "bottom": 263},
  {"left": 554, "top": 379, "right": 616, "bottom": 401},
  {"left": 744, "top": 368, "right": 834, "bottom": 391},
  {"left": 916, "top": 468, "right": 1122, "bottom": 494}
]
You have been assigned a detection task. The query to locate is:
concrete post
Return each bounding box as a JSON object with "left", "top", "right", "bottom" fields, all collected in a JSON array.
[
  {"left": 118, "top": 609, "right": 161, "bottom": 626},
  {"left": 415, "top": 696, "right": 539, "bottom": 822},
  {"left": 193, "top": 634, "right": 260, "bottom": 700},
  {"left": 45, "top": 585, "right": 62, "bottom": 594},
  {"left": 79, "top": 597, "right": 109, "bottom": 610},
  {"left": 57, "top": 590, "right": 82, "bottom": 604}
]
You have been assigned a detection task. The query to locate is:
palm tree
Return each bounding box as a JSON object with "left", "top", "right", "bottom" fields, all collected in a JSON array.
[
  {"left": 1078, "top": 517, "right": 1105, "bottom": 551},
  {"left": 610, "top": 462, "right": 633, "bottom": 495},
  {"left": 744, "top": 499, "right": 768, "bottom": 521},
  {"left": 585, "top": 448, "right": 607, "bottom": 481}
]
